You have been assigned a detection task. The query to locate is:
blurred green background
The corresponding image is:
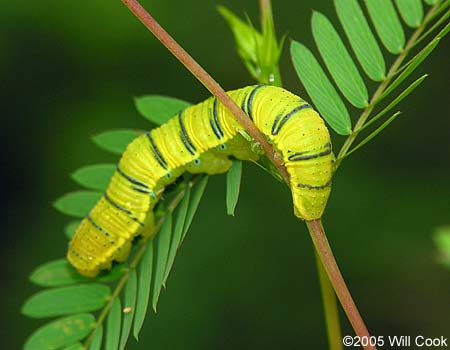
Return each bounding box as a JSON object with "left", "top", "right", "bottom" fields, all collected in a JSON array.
[{"left": 2, "top": 1, "right": 449, "bottom": 349}]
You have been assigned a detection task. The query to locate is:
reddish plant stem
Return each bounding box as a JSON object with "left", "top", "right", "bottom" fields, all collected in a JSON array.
[
  {"left": 307, "top": 219, "right": 376, "bottom": 350},
  {"left": 121, "top": 0, "right": 290, "bottom": 183},
  {"left": 259, "top": 0, "right": 274, "bottom": 28},
  {"left": 120, "top": 1, "right": 373, "bottom": 345}
]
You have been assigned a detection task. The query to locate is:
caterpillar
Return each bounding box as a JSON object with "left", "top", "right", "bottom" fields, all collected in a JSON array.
[{"left": 67, "top": 85, "right": 333, "bottom": 277}]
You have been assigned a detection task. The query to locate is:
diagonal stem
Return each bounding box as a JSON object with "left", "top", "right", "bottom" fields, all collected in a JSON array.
[
  {"left": 258, "top": 1, "right": 342, "bottom": 345},
  {"left": 121, "top": 0, "right": 289, "bottom": 183},
  {"left": 307, "top": 219, "right": 376, "bottom": 350},
  {"left": 259, "top": 0, "right": 274, "bottom": 29},
  {"left": 120, "top": 0, "right": 371, "bottom": 346}
]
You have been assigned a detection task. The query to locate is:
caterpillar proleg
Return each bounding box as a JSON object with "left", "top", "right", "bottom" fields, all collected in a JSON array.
[{"left": 67, "top": 85, "right": 333, "bottom": 277}]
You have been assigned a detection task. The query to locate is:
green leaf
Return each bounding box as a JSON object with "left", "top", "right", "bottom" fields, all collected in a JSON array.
[
  {"left": 362, "top": 74, "right": 427, "bottom": 133},
  {"left": 30, "top": 259, "right": 126, "bottom": 287},
  {"left": 72, "top": 164, "right": 116, "bottom": 191},
  {"left": 290, "top": 40, "right": 352, "bottom": 135},
  {"left": 364, "top": 0, "right": 405, "bottom": 54},
  {"left": 440, "top": 19, "right": 450, "bottom": 37},
  {"left": 335, "top": 0, "right": 386, "bottom": 81},
  {"left": 163, "top": 185, "right": 191, "bottom": 286},
  {"left": 346, "top": 111, "right": 402, "bottom": 158},
  {"left": 226, "top": 160, "right": 243, "bottom": 216},
  {"left": 54, "top": 191, "right": 102, "bottom": 218},
  {"left": 120, "top": 269, "right": 137, "bottom": 350},
  {"left": 424, "top": 0, "right": 438, "bottom": 5},
  {"left": 133, "top": 241, "right": 153, "bottom": 340},
  {"left": 61, "top": 343, "right": 84, "bottom": 350},
  {"left": 434, "top": 227, "right": 450, "bottom": 251},
  {"left": 92, "top": 130, "right": 141, "bottom": 155},
  {"left": 218, "top": 6, "right": 262, "bottom": 70},
  {"left": 218, "top": 6, "right": 284, "bottom": 85},
  {"left": 381, "top": 36, "right": 441, "bottom": 100},
  {"left": 65, "top": 220, "right": 81, "bottom": 239},
  {"left": 89, "top": 325, "right": 103, "bottom": 350},
  {"left": 152, "top": 212, "right": 173, "bottom": 312},
  {"left": 434, "top": 226, "right": 450, "bottom": 266},
  {"left": 181, "top": 176, "right": 209, "bottom": 242},
  {"left": 395, "top": 0, "right": 424, "bottom": 27},
  {"left": 416, "top": 8, "right": 450, "bottom": 45},
  {"left": 254, "top": 155, "right": 284, "bottom": 183},
  {"left": 30, "top": 259, "right": 86, "bottom": 287},
  {"left": 311, "top": 11, "right": 368, "bottom": 108},
  {"left": 22, "top": 284, "right": 110, "bottom": 318},
  {"left": 135, "top": 95, "right": 191, "bottom": 125},
  {"left": 105, "top": 298, "right": 121, "bottom": 350},
  {"left": 259, "top": 8, "right": 284, "bottom": 86},
  {"left": 24, "top": 313, "right": 95, "bottom": 350}
]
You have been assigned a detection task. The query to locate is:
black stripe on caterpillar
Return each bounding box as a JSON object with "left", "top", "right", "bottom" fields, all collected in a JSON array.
[{"left": 67, "top": 85, "right": 333, "bottom": 277}]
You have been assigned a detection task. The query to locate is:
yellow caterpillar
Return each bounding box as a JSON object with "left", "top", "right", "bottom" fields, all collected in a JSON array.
[{"left": 67, "top": 85, "right": 333, "bottom": 277}]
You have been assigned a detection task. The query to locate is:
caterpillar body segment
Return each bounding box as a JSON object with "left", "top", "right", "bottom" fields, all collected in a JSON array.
[{"left": 67, "top": 85, "right": 333, "bottom": 277}]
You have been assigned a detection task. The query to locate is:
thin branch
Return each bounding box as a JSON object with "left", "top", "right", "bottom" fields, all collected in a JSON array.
[
  {"left": 259, "top": 0, "right": 272, "bottom": 25},
  {"left": 121, "top": 0, "right": 289, "bottom": 183},
  {"left": 307, "top": 220, "right": 376, "bottom": 350},
  {"left": 260, "top": 0, "right": 343, "bottom": 343},
  {"left": 335, "top": 2, "right": 443, "bottom": 168},
  {"left": 120, "top": 0, "right": 371, "bottom": 345},
  {"left": 413, "top": 8, "right": 450, "bottom": 48}
]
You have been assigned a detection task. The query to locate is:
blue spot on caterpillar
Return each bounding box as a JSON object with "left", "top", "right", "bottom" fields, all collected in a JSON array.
[{"left": 67, "top": 85, "right": 333, "bottom": 277}]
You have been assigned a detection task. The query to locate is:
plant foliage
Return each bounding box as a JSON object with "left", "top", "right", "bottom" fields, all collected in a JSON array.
[
  {"left": 22, "top": 1, "right": 449, "bottom": 349},
  {"left": 23, "top": 96, "right": 212, "bottom": 350},
  {"left": 287, "top": 0, "right": 449, "bottom": 164},
  {"left": 434, "top": 226, "right": 450, "bottom": 268}
]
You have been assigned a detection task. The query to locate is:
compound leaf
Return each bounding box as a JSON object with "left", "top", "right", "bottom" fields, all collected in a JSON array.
[
  {"left": 152, "top": 212, "right": 172, "bottom": 312},
  {"left": 30, "top": 259, "right": 126, "bottom": 287},
  {"left": 65, "top": 220, "right": 81, "bottom": 239},
  {"left": 226, "top": 160, "right": 243, "bottom": 216},
  {"left": 135, "top": 95, "right": 191, "bottom": 125},
  {"left": 335, "top": 0, "right": 386, "bottom": 81},
  {"left": 92, "top": 130, "right": 141, "bottom": 155},
  {"left": 365, "top": 0, "right": 405, "bottom": 53},
  {"left": 133, "top": 241, "right": 153, "bottom": 340},
  {"left": 290, "top": 40, "right": 352, "bottom": 135},
  {"left": 71, "top": 164, "right": 116, "bottom": 191},
  {"left": 395, "top": 0, "right": 424, "bottom": 27},
  {"left": 105, "top": 298, "right": 121, "bottom": 350},
  {"left": 119, "top": 269, "right": 137, "bottom": 350},
  {"left": 22, "top": 284, "right": 110, "bottom": 318},
  {"left": 24, "top": 313, "right": 95, "bottom": 350},
  {"left": 312, "top": 11, "right": 368, "bottom": 108},
  {"left": 89, "top": 325, "right": 103, "bottom": 350},
  {"left": 54, "top": 191, "right": 102, "bottom": 218},
  {"left": 181, "top": 176, "right": 209, "bottom": 242},
  {"left": 163, "top": 185, "right": 191, "bottom": 286}
]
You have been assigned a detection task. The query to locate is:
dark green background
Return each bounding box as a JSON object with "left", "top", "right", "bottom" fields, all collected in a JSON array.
[{"left": 2, "top": 1, "right": 449, "bottom": 349}]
